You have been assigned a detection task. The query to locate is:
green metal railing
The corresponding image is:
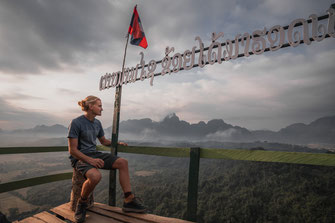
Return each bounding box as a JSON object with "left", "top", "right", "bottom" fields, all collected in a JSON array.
[{"left": 1, "top": 145, "right": 335, "bottom": 221}]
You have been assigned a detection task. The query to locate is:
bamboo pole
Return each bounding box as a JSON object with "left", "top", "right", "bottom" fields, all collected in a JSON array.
[{"left": 109, "top": 33, "right": 130, "bottom": 206}]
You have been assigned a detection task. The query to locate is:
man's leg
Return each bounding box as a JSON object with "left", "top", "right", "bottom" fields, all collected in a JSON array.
[
  {"left": 112, "top": 158, "right": 146, "bottom": 213},
  {"left": 75, "top": 168, "right": 101, "bottom": 223},
  {"left": 81, "top": 168, "right": 102, "bottom": 199},
  {"left": 112, "top": 158, "right": 131, "bottom": 194}
]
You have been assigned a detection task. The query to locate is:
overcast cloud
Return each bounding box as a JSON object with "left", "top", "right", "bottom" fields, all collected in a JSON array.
[{"left": 0, "top": 0, "right": 334, "bottom": 131}]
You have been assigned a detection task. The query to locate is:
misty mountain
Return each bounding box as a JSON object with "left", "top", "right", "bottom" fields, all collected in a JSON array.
[
  {"left": 0, "top": 125, "right": 68, "bottom": 147},
  {"left": 105, "top": 113, "right": 254, "bottom": 142},
  {"left": 109, "top": 113, "right": 334, "bottom": 144},
  {"left": 10, "top": 124, "right": 68, "bottom": 136},
  {"left": 280, "top": 116, "right": 335, "bottom": 143},
  {"left": 1, "top": 114, "right": 334, "bottom": 146},
  {"left": 253, "top": 116, "right": 335, "bottom": 144}
]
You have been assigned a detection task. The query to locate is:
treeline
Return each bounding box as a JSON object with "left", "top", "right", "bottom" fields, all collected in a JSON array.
[
  {"left": 96, "top": 154, "right": 335, "bottom": 222},
  {"left": 5, "top": 154, "right": 335, "bottom": 222},
  {"left": 196, "top": 160, "right": 335, "bottom": 222}
]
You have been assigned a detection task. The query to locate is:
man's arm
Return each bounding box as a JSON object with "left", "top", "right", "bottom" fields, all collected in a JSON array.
[
  {"left": 68, "top": 138, "right": 104, "bottom": 168},
  {"left": 98, "top": 136, "right": 128, "bottom": 146}
]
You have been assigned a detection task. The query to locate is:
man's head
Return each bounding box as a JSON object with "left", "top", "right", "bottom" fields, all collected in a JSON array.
[{"left": 78, "top": 96, "right": 103, "bottom": 116}]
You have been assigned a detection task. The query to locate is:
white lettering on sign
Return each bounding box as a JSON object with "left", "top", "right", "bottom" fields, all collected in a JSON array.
[{"left": 99, "top": 8, "right": 335, "bottom": 90}]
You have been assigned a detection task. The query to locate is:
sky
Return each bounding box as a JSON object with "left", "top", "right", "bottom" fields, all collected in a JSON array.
[{"left": 0, "top": 0, "right": 334, "bottom": 131}]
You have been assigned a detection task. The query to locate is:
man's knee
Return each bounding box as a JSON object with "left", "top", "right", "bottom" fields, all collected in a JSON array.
[
  {"left": 85, "top": 169, "right": 102, "bottom": 184},
  {"left": 113, "top": 158, "right": 128, "bottom": 169}
]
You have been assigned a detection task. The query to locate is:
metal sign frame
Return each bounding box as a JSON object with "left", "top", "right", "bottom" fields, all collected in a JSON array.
[{"left": 100, "top": 7, "right": 335, "bottom": 89}]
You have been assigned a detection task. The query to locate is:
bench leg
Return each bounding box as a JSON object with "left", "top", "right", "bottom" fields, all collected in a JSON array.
[{"left": 70, "top": 168, "right": 94, "bottom": 211}]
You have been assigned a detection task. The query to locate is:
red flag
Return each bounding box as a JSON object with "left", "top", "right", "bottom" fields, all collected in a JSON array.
[{"left": 128, "top": 6, "right": 148, "bottom": 49}]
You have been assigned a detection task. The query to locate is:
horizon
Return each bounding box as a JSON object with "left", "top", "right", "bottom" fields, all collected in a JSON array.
[
  {"left": 1, "top": 0, "right": 335, "bottom": 132},
  {"left": 1, "top": 113, "right": 334, "bottom": 132}
]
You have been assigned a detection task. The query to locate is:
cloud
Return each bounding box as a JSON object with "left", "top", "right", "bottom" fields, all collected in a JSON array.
[
  {"left": 0, "top": 0, "right": 210, "bottom": 74},
  {"left": 2, "top": 93, "right": 45, "bottom": 101},
  {"left": 0, "top": 0, "right": 332, "bottom": 75},
  {"left": 205, "top": 128, "right": 239, "bottom": 141},
  {"left": 57, "top": 88, "right": 80, "bottom": 95},
  {"left": 0, "top": 0, "right": 334, "bottom": 132},
  {"left": 0, "top": 97, "right": 60, "bottom": 130},
  {"left": 0, "top": 0, "right": 128, "bottom": 74}
]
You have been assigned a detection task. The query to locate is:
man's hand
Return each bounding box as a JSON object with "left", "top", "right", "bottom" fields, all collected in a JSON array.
[
  {"left": 88, "top": 158, "right": 104, "bottom": 168},
  {"left": 118, "top": 142, "right": 128, "bottom": 146}
]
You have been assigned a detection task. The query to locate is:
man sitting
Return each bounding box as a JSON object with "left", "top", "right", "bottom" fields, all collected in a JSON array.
[{"left": 68, "top": 95, "right": 146, "bottom": 223}]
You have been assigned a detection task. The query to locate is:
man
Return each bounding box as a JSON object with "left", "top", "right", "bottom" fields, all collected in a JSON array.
[{"left": 68, "top": 95, "right": 146, "bottom": 223}]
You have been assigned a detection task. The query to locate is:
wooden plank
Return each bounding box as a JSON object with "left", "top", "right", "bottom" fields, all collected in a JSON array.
[
  {"left": 50, "top": 203, "right": 76, "bottom": 222},
  {"left": 33, "top": 212, "right": 66, "bottom": 223},
  {"left": 89, "top": 206, "right": 148, "bottom": 223},
  {"left": 94, "top": 202, "right": 194, "bottom": 223},
  {"left": 85, "top": 210, "right": 123, "bottom": 223},
  {"left": 51, "top": 202, "right": 122, "bottom": 223},
  {"left": 17, "top": 216, "right": 46, "bottom": 223}
]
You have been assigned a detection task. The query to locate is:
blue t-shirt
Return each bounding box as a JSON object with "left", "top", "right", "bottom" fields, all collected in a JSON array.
[{"left": 67, "top": 115, "right": 104, "bottom": 162}]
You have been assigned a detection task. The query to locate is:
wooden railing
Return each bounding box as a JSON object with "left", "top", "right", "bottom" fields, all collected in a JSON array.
[{"left": 1, "top": 145, "right": 335, "bottom": 221}]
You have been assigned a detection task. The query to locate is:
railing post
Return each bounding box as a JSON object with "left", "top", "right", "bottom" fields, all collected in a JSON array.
[
  {"left": 186, "top": 147, "right": 200, "bottom": 222},
  {"left": 108, "top": 147, "right": 117, "bottom": 206}
]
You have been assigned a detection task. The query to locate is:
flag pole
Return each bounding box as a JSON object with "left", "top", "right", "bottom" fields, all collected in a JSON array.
[{"left": 109, "top": 32, "right": 130, "bottom": 206}]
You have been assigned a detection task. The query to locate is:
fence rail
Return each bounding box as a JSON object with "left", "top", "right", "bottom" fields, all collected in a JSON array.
[
  {"left": 2, "top": 145, "right": 334, "bottom": 165},
  {"left": 1, "top": 145, "right": 335, "bottom": 221},
  {"left": 0, "top": 172, "right": 72, "bottom": 193}
]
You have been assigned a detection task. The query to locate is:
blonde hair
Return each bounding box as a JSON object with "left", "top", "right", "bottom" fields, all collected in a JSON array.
[{"left": 78, "top": 95, "right": 100, "bottom": 111}]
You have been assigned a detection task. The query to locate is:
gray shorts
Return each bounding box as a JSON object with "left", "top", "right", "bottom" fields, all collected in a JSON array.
[{"left": 73, "top": 152, "right": 119, "bottom": 178}]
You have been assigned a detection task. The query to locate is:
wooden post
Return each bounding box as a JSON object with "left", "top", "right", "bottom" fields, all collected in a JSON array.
[
  {"left": 186, "top": 147, "right": 200, "bottom": 222},
  {"left": 70, "top": 168, "right": 94, "bottom": 211},
  {"left": 109, "top": 33, "right": 130, "bottom": 206}
]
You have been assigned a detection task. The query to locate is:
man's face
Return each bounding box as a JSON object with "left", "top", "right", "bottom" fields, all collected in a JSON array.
[{"left": 90, "top": 99, "right": 103, "bottom": 116}]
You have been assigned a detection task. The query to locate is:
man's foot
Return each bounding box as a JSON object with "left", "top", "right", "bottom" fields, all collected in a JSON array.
[
  {"left": 74, "top": 199, "right": 88, "bottom": 223},
  {"left": 122, "top": 196, "right": 146, "bottom": 213}
]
